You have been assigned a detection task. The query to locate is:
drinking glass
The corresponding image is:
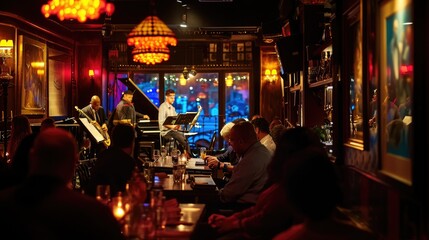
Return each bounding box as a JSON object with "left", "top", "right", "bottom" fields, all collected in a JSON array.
[
  {"left": 96, "top": 185, "right": 111, "bottom": 205},
  {"left": 152, "top": 149, "right": 161, "bottom": 162},
  {"left": 200, "top": 147, "right": 207, "bottom": 160},
  {"left": 172, "top": 161, "right": 186, "bottom": 183},
  {"left": 143, "top": 162, "right": 155, "bottom": 184},
  {"left": 171, "top": 148, "right": 180, "bottom": 164}
]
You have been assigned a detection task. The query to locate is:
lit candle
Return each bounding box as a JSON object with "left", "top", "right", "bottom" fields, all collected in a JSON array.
[
  {"left": 1, "top": 111, "right": 3, "bottom": 121},
  {"left": 10, "top": 110, "right": 12, "bottom": 118},
  {"left": 113, "top": 205, "right": 125, "bottom": 219}
]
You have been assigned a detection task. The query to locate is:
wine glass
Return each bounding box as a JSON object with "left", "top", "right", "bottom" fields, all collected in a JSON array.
[
  {"left": 152, "top": 149, "right": 161, "bottom": 162},
  {"left": 160, "top": 147, "right": 167, "bottom": 160}
]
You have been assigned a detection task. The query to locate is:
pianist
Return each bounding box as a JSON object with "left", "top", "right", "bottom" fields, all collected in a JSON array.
[{"left": 111, "top": 90, "right": 149, "bottom": 128}]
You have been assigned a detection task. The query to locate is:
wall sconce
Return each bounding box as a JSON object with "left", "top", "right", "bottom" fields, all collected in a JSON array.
[
  {"left": 0, "top": 39, "right": 13, "bottom": 58},
  {"left": 225, "top": 75, "right": 233, "bottom": 87},
  {"left": 0, "top": 39, "right": 13, "bottom": 81},
  {"left": 89, "top": 69, "right": 95, "bottom": 79},
  {"left": 264, "top": 69, "right": 278, "bottom": 83}
]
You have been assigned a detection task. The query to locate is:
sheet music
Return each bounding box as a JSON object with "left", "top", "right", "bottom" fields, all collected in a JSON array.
[{"left": 79, "top": 118, "right": 105, "bottom": 143}]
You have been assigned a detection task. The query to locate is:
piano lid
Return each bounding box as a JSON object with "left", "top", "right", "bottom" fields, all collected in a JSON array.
[{"left": 118, "top": 78, "right": 159, "bottom": 120}]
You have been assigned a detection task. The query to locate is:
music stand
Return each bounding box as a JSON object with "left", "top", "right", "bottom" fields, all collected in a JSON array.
[
  {"left": 77, "top": 118, "right": 105, "bottom": 145},
  {"left": 162, "top": 116, "right": 178, "bottom": 126},
  {"left": 162, "top": 112, "right": 197, "bottom": 155},
  {"left": 175, "top": 112, "right": 198, "bottom": 132}
]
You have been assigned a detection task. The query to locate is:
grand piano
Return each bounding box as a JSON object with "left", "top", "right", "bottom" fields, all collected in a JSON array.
[{"left": 118, "top": 78, "right": 161, "bottom": 150}]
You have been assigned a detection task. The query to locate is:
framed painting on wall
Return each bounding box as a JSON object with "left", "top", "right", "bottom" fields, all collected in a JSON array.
[
  {"left": 344, "top": 2, "right": 365, "bottom": 150},
  {"left": 378, "top": 0, "right": 413, "bottom": 185},
  {"left": 19, "top": 35, "right": 47, "bottom": 116}
]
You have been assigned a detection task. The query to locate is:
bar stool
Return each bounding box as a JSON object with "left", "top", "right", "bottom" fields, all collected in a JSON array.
[{"left": 161, "top": 135, "right": 176, "bottom": 153}]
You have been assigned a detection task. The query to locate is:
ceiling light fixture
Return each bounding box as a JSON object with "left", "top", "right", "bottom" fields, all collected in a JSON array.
[
  {"left": 189, "top": 65, "right": 197, "bottom": 77},
  {"left": 225, "top": 75, "right": 233, "bottom": 87},
  {"left": 127, "top": 15, "right": 177, "bottom": 65},
  {"left": 182, "top": 66, "right": 189, "bottom": 79},
  {"left": 41, "top": 0, "right": 115, "bottom": 23}
]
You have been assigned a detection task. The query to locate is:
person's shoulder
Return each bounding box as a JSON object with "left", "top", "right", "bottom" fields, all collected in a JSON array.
[
  {"left": 253, "top": 141, "right": 272, "bottom": 156},
  {"left": 81, "top": 104, "right": 91, "bottom": 110},
  {"left": 159, "top": 102, "right": 168, "bottom": 108}
]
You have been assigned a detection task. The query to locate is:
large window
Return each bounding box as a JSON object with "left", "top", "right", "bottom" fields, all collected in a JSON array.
[
  {"left": 164, "top": 72, "right": 219, "bottom": 148},
  {"left": 134, "top": 73, "right": 160, "bottom": 107},
  {"left": 108, "top": 71, "right": 250, "bottom": 149}
]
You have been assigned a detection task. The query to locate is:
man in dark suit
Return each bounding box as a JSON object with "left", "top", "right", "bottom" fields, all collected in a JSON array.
[
  {"left": 79, "top": 95, "right": 109, "bottom": 157},
  {"left": 80, "top": 95, "right": 108, "bottom": 131}
]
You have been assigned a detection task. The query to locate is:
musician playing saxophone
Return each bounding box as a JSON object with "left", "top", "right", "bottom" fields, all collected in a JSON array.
[
  {"left": 79, "top": 95, "right": 109, "bottom": 156},
  {"left": 80, "top": 95, "right": 108, "bottom": 132}
]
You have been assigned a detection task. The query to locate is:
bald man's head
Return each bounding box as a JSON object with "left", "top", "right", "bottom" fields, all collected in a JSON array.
[{"left": 90, "top": 95, "right": 101, "bottom": 110}]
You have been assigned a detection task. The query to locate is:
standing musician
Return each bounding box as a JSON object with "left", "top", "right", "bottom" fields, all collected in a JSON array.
[
  {"left": 78, "top": 95, "right": 109, "bottom": 157},
  {"left": 111, "top": 90, "right": 149, "bottom": 128}
]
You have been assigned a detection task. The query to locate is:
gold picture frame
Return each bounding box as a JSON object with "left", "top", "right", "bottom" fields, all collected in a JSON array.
[
  {"left": 19, "top": 35, "right": 47, "bottom": 116},
  {"left": 379, "top": 0, "right": 413, "bottom": 185}
]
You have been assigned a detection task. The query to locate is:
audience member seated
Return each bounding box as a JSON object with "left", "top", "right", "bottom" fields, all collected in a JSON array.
[
  {"left": 0, "top": 134, "right": 37, "bottom": 190},
  {"left": 206, "top": 118, "right": 246, "bottom": 187},
  {"left": 270, "top": 124, "right": 287, "bottom": 145},
  {"left": 273, "top": 147, "right": 377, "bottom": 240},
  {"left": 251, "top": 117, "right": 276, "bottom": 154},
  {"left": 40, "top": 117, "right": 56, "bottom": 131},
  {"left": 7, "top": 115, "right": 32, "bottom": 162},
  {"left": 0, "top": 117, "right": 59, "bottom": 190},
  {"left": 0, "top": 128, "right": 124, "bottom": 239},
  {"left": 208, "top": 127, "right": 323, "bottom": 239},
  {"left": 88, "top": 124, "right": 140, "bottom": 197},
  {"left": 269, "top": 116, "right": 283, "bottom": 132},
  {"left": 217, "top": 121, "right": 271, "bottom": 211},
  {"left": 251, "top": 114, "right": 263, "bottom": 121}
]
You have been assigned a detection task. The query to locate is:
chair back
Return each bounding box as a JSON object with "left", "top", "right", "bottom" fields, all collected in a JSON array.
[{"left": 208, "top": 131, "right": 217, "bottom": 151}]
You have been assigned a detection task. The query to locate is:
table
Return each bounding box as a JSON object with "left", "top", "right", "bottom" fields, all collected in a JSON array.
[
  {"left": 153, "top": 158, "right": 213, "bottom": 175},
  {"left": 151, "top": 174, "right": 218, "bottom": 205},
  {"left": 156, "top": 203, "right": 205, "bottom": 239}
]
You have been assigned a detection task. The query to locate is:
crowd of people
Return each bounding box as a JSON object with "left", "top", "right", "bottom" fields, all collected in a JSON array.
[{"left": 0, "top": 90, "right": 377, "bottom": 239}]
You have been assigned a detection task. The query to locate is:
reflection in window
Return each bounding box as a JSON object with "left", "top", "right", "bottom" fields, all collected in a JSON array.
[
  {"left": 134, "top": 73, "right": 160, "bottom": 107},
  {"left": 225, "top": 72, "right": 250, "bottom": 123}
]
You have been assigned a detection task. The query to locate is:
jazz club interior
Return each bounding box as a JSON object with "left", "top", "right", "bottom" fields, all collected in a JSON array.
[{"left": 0, "top": 0, "right": 429, "bottom": 239}]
